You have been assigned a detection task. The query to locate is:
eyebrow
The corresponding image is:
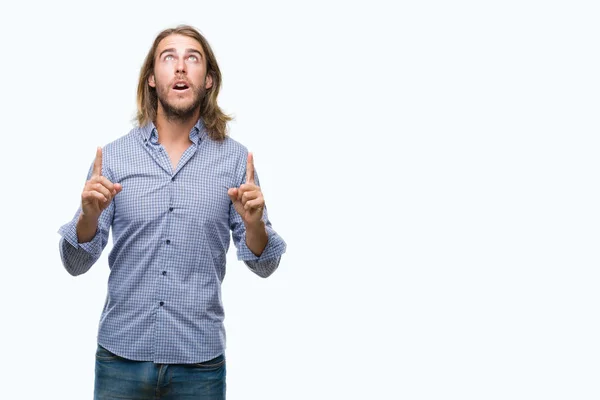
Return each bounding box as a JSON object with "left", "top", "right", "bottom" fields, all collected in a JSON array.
[{"left": 158, "top": 48, "right": 203, "bottom": 59}]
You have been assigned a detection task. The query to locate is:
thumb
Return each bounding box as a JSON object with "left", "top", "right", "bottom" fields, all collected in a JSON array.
[
  {"left": 114, "top": 183, "right": 123, "bottom": 194},
  {"left": 228, "top": 188, "right": 238, "bottom": 203}
]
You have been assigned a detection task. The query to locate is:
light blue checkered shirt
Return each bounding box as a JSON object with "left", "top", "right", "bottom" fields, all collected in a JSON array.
[{"left": 58, "top": 119, "right": 286, "bottom": 364}]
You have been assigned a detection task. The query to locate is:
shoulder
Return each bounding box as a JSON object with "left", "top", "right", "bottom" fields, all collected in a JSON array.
[
  {"left": 203, "top": 135, "right": 250, "bottom": 182},
  {"left": 102, "top": 127, "right": 142, "bottom": 156},
  {"left": 103, "top": 126, "right": 140, "bottom": 149},
  {"left": 204, "top": 135, "right": 250, "bottom": 161},
  {"left": 209, "top": 135, "right": 247, "bottom": 152},
  {"left": 99, "top": 127, "right": 142, "bottom": 175}
]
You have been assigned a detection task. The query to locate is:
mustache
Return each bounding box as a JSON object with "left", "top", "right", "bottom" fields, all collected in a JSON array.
[
  {"left": 171, "top": 77, "right": 192, "bottom": 87},
  {"left": 168, "top": 75, "right": 211, "bottom": 88}
]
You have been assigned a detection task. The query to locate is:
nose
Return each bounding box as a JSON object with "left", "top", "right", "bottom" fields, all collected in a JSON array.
[{"left": 176, "top": 57, "right": 186, "bottom": 74}]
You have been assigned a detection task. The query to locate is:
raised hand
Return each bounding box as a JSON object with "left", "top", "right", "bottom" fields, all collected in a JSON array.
[
  {"left": 81, "top": 147, "right": 123, "bottom": 221},
  {"left": 228, "top": 152, "right": 265, "bottom": 227}
]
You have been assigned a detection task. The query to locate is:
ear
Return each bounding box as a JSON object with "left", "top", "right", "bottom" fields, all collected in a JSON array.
[
  {"left": 205, "top": 74, "right": 213, "bottom": 90},
  {"left": 148, "top": 75, "right": 156, "bottom": 88}
]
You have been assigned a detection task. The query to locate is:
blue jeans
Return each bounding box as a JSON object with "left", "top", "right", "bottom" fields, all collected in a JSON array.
[{"left": 94, "top": 344, "right": 226, "bottom": 399}]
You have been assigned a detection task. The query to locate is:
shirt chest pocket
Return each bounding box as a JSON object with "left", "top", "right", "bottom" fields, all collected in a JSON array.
[
  {"left": 179, "top": 181, "right": 231, "bottom": 225},
  {"left": 113, "top": 173, "right": 171, "bottom": 226}
]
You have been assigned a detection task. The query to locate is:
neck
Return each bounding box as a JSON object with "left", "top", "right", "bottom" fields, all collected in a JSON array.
[{"left": 154, "top": 108, "right": 200, "bottom": 146}]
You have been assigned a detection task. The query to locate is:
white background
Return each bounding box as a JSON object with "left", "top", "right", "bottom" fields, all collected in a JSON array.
[{"left": 0, "top": 0, "right": 599, "bottom": 399}]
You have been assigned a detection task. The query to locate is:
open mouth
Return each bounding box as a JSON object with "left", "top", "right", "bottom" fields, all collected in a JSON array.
[{"left": 173, "top": 82, "right": 190, "bottom": 91}]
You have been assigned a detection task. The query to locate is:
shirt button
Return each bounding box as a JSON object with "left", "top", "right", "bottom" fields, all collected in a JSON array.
[
  {"left": 169, "top": 207, "right": 174, "bottom": 212},
  {"left": 171, "top": 177, "right": 175, "bottom": 182},
  {"left": 162, "top": 271, "right": 167, "bottom": 276},
  {"left": 159, "top": 301, "right": 164, "bottom": 306},
  {"left": 166, "top": 240, "right": 171, "bottom": 245}
]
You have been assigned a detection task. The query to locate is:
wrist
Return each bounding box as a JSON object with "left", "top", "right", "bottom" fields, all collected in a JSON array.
[
  {"left": 245, "top": 219, "right": 266, "bottom": 236},
  {"left": 79, "top": 211, "right": 99, "bottom": 225},
  {"left": 244, "top": 220, "right": 268, "bottom": 257},
  {"left": 77, "top": 212, "right": 99, "bottom": 243}
]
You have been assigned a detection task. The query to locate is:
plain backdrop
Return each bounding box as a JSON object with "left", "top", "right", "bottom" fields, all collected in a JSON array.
[{"left": 0, "top": 0, "right": 599, "bottom": 399}]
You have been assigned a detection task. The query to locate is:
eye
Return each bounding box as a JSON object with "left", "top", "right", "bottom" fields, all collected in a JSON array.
[
  {"left": 188, "top": 55, "right": 198, "bottom": 62},
  {"left": 164, "top": 55, "right": 174, "bottom": 61}
]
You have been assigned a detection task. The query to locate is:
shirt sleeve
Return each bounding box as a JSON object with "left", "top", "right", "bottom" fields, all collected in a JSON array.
[
  {"left": 229, "top": 164, "right": 287, "bottom": 278},
  {"left": 57, "top": 161, "right": 115, "bottom": 276}
]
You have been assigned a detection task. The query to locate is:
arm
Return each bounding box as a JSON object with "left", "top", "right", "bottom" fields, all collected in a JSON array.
[
  {"left": 57, "top": 147, "right": 121, "bottom": 276},
  {"left": 228, "top": 152, "right": 287, "bottom": 278},
  {"left": 58, "top": 201, "right": 114, "bottom": 276}
]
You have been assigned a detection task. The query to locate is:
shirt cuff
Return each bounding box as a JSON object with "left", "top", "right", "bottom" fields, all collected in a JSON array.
[
  {"left": 236, "top": 225, "right": 287, "bottom": 262},
  {"left": 57, "top": 218, "right": 103, "bottom": 258}
]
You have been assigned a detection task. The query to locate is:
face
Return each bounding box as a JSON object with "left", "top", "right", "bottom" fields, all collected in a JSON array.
[{"left": 149, "top": 34, "right": 213, "bottom": 121}]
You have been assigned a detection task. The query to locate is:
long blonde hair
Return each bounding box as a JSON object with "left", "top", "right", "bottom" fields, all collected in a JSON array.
[{"left": 136, "top": 25, "right": 231, "bottom": 141}]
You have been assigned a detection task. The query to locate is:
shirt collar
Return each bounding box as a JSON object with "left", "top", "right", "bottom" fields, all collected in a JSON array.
[{"left": 140, "top": 118, "right": 207, "bottom": 145}]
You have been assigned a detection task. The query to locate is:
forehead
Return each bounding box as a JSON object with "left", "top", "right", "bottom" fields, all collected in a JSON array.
[{"left": 155, "top": 34, "right": 205, "bottom": 56}]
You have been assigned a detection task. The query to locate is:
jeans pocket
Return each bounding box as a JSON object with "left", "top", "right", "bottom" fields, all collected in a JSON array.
[
  {"left": 95, "top": 344, "right": 121, "bottom": 361},
  {"left": 192, "top": 354, "right": 225, "bottom": 370}
]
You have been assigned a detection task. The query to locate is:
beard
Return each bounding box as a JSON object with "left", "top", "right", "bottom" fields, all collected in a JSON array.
[{"left": 156, "top": 80, "right": 207, "bottom": 123}]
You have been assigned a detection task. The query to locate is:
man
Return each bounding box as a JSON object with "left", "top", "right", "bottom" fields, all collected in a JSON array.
[{"left": 57, "top": 25, "right": 286, "bottom": 399}]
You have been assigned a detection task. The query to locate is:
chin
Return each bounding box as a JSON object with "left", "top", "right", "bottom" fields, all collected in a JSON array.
[
  {"left": 157, "top": 91, "right": 203, "bottom": 119},
  {"left": 169, "top": 98, "right": 194, "bottom": 109}
]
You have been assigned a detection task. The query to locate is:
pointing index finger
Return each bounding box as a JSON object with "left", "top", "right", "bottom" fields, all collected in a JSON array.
[
  {"left": 93, "top": 147, "right": 102, "bottom": 177},
  {"left": 246, "top": 152, "right": 255, "bottom": 184}
]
